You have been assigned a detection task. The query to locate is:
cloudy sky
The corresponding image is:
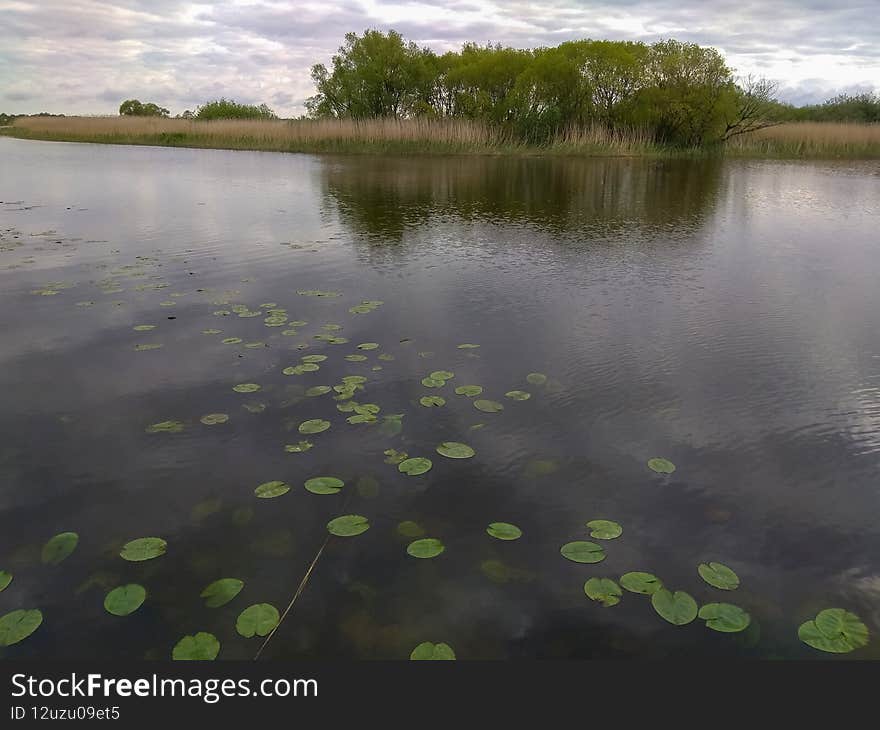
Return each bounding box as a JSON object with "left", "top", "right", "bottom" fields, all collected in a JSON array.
[{"left": 1, "top": 0, "right": 878, "bottom": 116}]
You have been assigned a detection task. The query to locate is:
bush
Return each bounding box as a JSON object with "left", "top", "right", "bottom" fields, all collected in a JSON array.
[{"left": 194, "top": 99, "right": 277, "bottom": 121}]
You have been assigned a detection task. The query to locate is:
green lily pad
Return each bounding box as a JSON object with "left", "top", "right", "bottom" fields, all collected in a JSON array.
[
  {"left": 407, "top": 538, "right": 445, "bottom": 559},
  {"left": 420, "top": 396, "right": 445, "bottom": 407},
  {"left": 526, "top": 373, "right": 547, "bottom": 385},
  {"left": 120, "top": 537, "right": 167, "bottom": 562},
  {"left": 505, "top": 390, "right": 531, "bottom": 401},
  {"left": 134, "top": 343, "right": 163, "bottom": 351},
  {"left": 41, "top": 531, "right": 79, "bottom": 565},
  {"left": 698, "top": 562, "right": 740, "bottom": 590},
  {"left": 487, "top": 522, "right": 522, "bottom": 541},
  {"left": 200, "top": 578, "right": 244, "bottom": 608},
  {"left": 347, "top": 413, "right": 376, "bottom": 424},
  {"left": 236, "top": 603, "right": 280, "bottom": 638},
  {"left": 378, "top": 353, "right": 395, "bottom": 361},
  {"left": 698, "top": 603, "right": 751, "bottom": 633},
  {"left": 398, "top": 457, "right": 432, "bottom": 476},
  {"left": 651, "top": 589, "right": 698, "bottom": 625},
  {"left": 436, "top": 442, "right": 475, "bottom": 459},
  {"left": 455, "top": 385, "right": 483, "bottom": 396},
  {"left": 798, "top": 608, "right": 869, "bottom": 653},
  {"left": 584, "top": 578, "right": 622, "bottom": 607},
  {"left": 384, "top": 449, "right": 408, "bottom": 465},
  {"left": 254, "top": 481, "right": 290, "bottom": 499},
  {"left": 619, "top": 572, "right": 664, "bottom": 595},
  {"left": 457, "top": 343, "right": 480, "bottom": 349},
  {"left": 346, "top": 354, "right": 367, "bottom": 362},
  {"left": 133, "top": 324, "right": 156, "bottom": 331},
  {"left": 200, "top": 413, "right": 229, "bottom": 425},
  {"left": 587, "top": 520, "right": 622, "bottom": 540},
  {"left": 301, "top": 355, "right": 327, "bottom": 363},
  {"left": 233, "top": 383, "right": 261, "bottom": 393},
  {"left": 221, "top": 337, "right": 242, "bottom": 345},
  {"left": 357, "top": 343, "right": 380, "bottom": 350},
  {"left": 0, "top": 609, "right": 43, "bottom": 646},
  {"left": 327, "top": 515, "right": 370, "bottom": 537},
  {"left": 202, "top": 329, "right": 222, "bottom": 335},
  {"left": 560, "top": 541, "right": 606, "bottom": 564},
  {"left": 284, "top": 364, "right": 319, "bottom": 375},
  {"left": 172, "top": 632, "right": 220, "bottom": 660},
  {"left": 410, "top": 642, "right": 456, "bottom": 660},
  {"left": 421, "top": 377, "right": 446, "bottom": 388},
  {"left": 397, "top": 521, "right": 425, "bottom": 538},
  {"left": 299, "top": 419, "right": 330, "bottom": 434},
  {"left": 648, "top": 457, "right": 676, "bottom": 474},
  {"left": 430, "top": 370, "right": 454, "bottom": 381},
  {"left": 305, "top": 476, "right": 344, "bottom": 495},
  {"left": 104, "top": 584, "right": 147, "bottom": 616},
  {"left": 145, "top": 420, "right": 184, "bottom": 433},
  {"left": 284, "top": 440, "right": 313, "bottom": 453},
  {"left": 474, "top": 399, "right": 504, "bottom": 413},
  {"left": 0, "top": 571, "right": 11, "bottom": 592},
  {"left": 305, "top": 386, "right": 331, "bottom": 397}
]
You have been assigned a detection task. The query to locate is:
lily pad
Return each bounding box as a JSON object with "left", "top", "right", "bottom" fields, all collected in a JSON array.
[
  {"left": 305, "top": 386, "right": 331, "bottom": 398},
  {"left": 430, "top": 370, "right": 454, "bottom": 381},
  {"left": 41, "top": 531, "right": 79, "bottom": 565},
  {"left": 221, "top": 337, "right": 242, "bottom": 345},
  {"left": 134, "top": 343, "right": 163, "bottom": 351},
  {"left": 172, "top": 632, "right": 220, "bottom": 660},
  {"left": 584, "top": 578, "right": 623, "bottom": 607},
  {"left": 0, "top": 609, "right": 43, "bottom": 647},
  {"left": 505, "top": 390, "right": 531, "bottom": 401},
  {"left": 346, "top": 354, "right": 367, "bottom": 362},
  {"left": 410, "top": 642, "right": 456, "bottom": 660},
  {"left": 133, "top": 325, "right": 156, "bottom": 331},
  {"left": 651, "top": 589, "right": 698, "bottom": 625},
  {"left": 0, "top": 571, "right": 11, "bottom": 592},
  {"left": 421, "top": 377, "right": 446, "bottom": 388},
  {"left": 436, "top": 442, "right": 475, "bottom": 459},
  {"left": 327, "top": 514, "right": 370, "bottom": 537},
  {"left": 200, "top": 578, "right": 244, "bottom": 608},
  {"left": 698, "top": 562, "right": 740, "bottom": 591},
  {"left": 254, "top": 480, "right": 290, "bottom": 499},
  {"left": 420, "top": 396, "right": 445, "bottom": 407},
  {"left": 455, "top": 385, "right": 483, "bottom": 397},
  {"left": 398, "top": 457, "right": 433, "bottom": 476},
  {"left": 474, "top": 399, "right": 504, "bottom": 413},
  {"left": 587, "top": 520, "right": 622, "bottom": 540},
  {"left": 384, "top": 449, "right": 408, "bottom": 465},
  {"left": 560, "top": 541, "right": 606, "bottom": 564},
  {"left": 397, "top": 521, "right": 425, "bottom": 538},
  {"left": 200, "top": 413, "right": 229, "bottom": 425},
  {"left": 104, "top": 584, "right": 147, "bottom": 616},
  {"left": 526, "top": 373, "right": 547, "bottom": 385},
  {"left": 236, "top": 603, "right": 280, "bottom": 638},
  {"left": 305, "top": 476, "right": 344, "bottom": 495},
  {"left": 407, "top": 538, "right": 445, "bottom": 559},
  {"left": 233, "top": 383, "right": 261, "bottom": 393},
  {"left": 146, "top": 420, "right": 184, "bottom": 433},
  {"left": 487, "top": 522, "right": 522, "bottom": 541},
  {"left": 457, "top": 344, "right": 480, "bottom": 349},
  {"left": 301, "top": 355, "right": 327, "bottom": 363},
  {"left": 798, "top": 608, "right": 869, "bottom": 653},
  {"left": 299, "top": 419, "right": 330, "bottom": 434},
  {"left": 620, "top": 572, "right": 664, "bottom": 595},
  {"left": 698, "top": 603, "right": 751, "bottom": 633},
  {"left": 347, "top": 413, "right": 376, "bottom": 424},
  {"left": 284, "top": 441, "right": 313, "bottom": 453},
  {"left": 648, "top": 457, "right": 676, "bottom": 474},
  {"left": 357, "top": 343, "right": 380, "bottom": 350},
  {"left": 120, "top": 537, "right": 167, "bottom": 562}
]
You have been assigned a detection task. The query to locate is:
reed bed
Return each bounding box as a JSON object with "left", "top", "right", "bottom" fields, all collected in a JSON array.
[{"left": 4, "top": 116, "right": 879, "bottom": 158}]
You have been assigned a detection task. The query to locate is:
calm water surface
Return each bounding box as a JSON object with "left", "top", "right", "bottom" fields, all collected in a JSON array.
[{"left": 1, "top": 138, "right": 879, "bottom": 659}]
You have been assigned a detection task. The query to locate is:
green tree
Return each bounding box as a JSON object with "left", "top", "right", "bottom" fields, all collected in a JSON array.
[
  {"left": 119, "top": 99, "right": 169, "bottom": 117},
  {"left": 194, "top": 99, "right": 277, "bottom": 120}
]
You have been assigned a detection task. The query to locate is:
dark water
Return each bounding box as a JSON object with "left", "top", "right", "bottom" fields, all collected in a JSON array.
[{"left": 1, "top": 137, "right": 879, "bottom": 660}]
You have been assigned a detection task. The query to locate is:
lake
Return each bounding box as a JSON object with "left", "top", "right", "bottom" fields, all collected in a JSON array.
[{"left": 1, "top": 137, "right": 879, "bottom": 659}]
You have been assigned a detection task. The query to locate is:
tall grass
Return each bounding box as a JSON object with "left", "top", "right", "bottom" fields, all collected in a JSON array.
[{"left": 3, "top": 115, "right": 879, "bottom": 158}]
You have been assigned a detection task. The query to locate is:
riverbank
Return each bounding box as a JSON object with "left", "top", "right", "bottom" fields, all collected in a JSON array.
[{"left": 3, "top": 116, "right": 879, "bottom": 159}]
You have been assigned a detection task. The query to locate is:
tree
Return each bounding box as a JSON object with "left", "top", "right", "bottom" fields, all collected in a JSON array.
[
  {"left": 194, "top": 99, "right": 277, "bottom": 120},
  {"left": 119, "top": 99, "right": 170, "bottom": 117},
  {"left": 720, "top": 76, "right": 781, "bottom": 140}
]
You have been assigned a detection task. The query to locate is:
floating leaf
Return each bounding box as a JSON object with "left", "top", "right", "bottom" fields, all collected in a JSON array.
[
  {"left": 407, "top": 538, "right": 445, "bottom": 559},
  {"left": 698, "top": 603, "right": 751, "bottom": 633},
  {"left": 133, "top": 325, "right": 156, "bottom": 331},
  {"left": 384, "top": 449, "right": 408, "bottom": 465},
  {"left": 651, "top": 589, "right": 698, "bottom": 625},
  {"left": 560, "top": 541, "right": 606, "bottom": 564},
  {"left": 647, "top": 457, "right": 676, "bottom": 474},
  {"left": 584, "top": 578, "right": 622, "bottom": 607},
  {"left": 410, "top": 642, "right": 455, "bottom": 660},
  {"left": 698, "top": 562, "right": 740, "bottom": 591},
  {"left": 284, "top": 441, "right": 313, "bottom": 453},
  {"left": 172, "top": 632, "right": 220, "bottom": 660},
  {"left": 457, "top": 344, "right": 480, "bottom": 349},
  {"left": 304, "top": 386, "right": 331, "bottom": 398},
  {"left": 455, "top": 385, "right": 483, "bottom": 397},
  {"left": 283, "top": 364, "right": 318, "bottom": 375},
  {"left": 357, "top": 342, "right": 380, "bottom": 350},
  {"left": 398, "top": 457, "right": 432, "bottom": 476},
  {"left": 798, "top": 608, "right": 869, "bottom": 653},
  {"left": 505, "top": 390, "right": 531, "bottom": 401},
  {"left": 430, "top": 370, "right": 454, "bottom": 381},
  {"left": 305, "top": 476, "right": 344, "bottom": 495},
  {"left": 134, "top": 343, "right": 163, "bottom": 351},
  {"left": 301, "top": 354, "right": 327, "bottom": 363},
  {"left": 327, "top": 515, "right": 370, "bottom": 537},
  {"left": 200, "top": 413, "right": 229, "bottom": 425},
  {"left": 254, "top": 481, "right": 290, "bottom": 499},
  {"left": 347, "top": 413, "right": 376, "bottom": 424},
  {"left": 41, "top": 532, "right": 79, "bottom": 565},
  {"left": 233, "top": 383, "right": 261, "bottom": 393},
  {"left": 474, "top": 399, "right": 504, "bottom": 413},
  {"left": 346, "top": 354, "right": 367, "bottom": 362},
  {"left": 526, "top": 373, "right": 547, "bottom": 385},
  {"left": 378, "top": 353, "right": 395, "bottom": 361},
  {"left": 202, "top": 329, "right": 222, "bottom": 335},
  {"left": 619, "top": 572, "right": 664, "bottom": 595},
  {"left": 200, "top": 578, "right": 244, "bottom": 608},
  {"left": 120, "top": 537, "right": 167, "bottom": 562},
  {"left": 236, "top": 603, "right": 280, "bottom": 638},
  {"left": 487, "top": 522, "right": 522, "bottom": 541},
  {"left": 0, "top": 571, "right": 11, "bottom": 592},
  {"left": 587, "top": 520, "right": 622, "bottom": 540},
  {"left": 421, "top": 377, "right": 445, "bottom": 388},
  {"left": 299, "top": 419, "right": 330, "bottom": 434},
  {"left": 104, "top": 584, "right": 147, "bottom": 616},
  {"left": 221, "top": 337, "right": 242, "bottom": 345},
  {"left": 420, "top": 396, "right": 445, "bottom": 407},
  {"left": 145, "top": 419, "right": 184, "bottom": 434},
  {"left": 397, "top": 521, "right": 425, "bottom": 538},
  {"left": 436, "top": 442, "right": 475, "bottom": 459},
  {"left": 0, "top": 609, "right": 43, "bottom": 646}
]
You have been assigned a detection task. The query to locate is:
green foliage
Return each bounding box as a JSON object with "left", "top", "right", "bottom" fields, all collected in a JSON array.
[
  {"left": 119, "top": 99, "right": 170, "bottom": 117},
  {"left": 195, "top": 98, "right": 277, "bottom": 121}
]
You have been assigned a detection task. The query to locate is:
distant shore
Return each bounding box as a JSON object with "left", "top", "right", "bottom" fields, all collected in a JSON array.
[{"left": 2, "top": 117, "right": 878, "bottom": 159}]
